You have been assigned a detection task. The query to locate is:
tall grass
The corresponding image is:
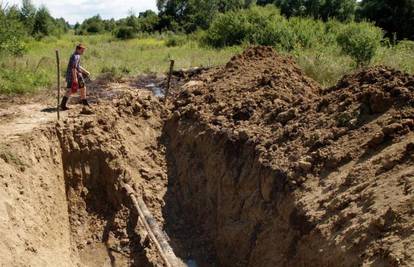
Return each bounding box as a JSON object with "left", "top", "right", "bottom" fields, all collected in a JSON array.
[
  {"left": 0, "top": 33, "right": 241, "bottom": 94},
  {"left": 1, "top": 31, "right": 414, "bottom": 95}
]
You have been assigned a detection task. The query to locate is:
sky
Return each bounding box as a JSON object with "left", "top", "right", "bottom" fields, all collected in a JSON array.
[{"left": 4, "top": 0, "right": 158, "bottom": 24}]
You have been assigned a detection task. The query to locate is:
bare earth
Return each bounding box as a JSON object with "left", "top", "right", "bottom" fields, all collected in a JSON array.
[{"left": 0, "top": 47, "right": 413, "bottom": 267}]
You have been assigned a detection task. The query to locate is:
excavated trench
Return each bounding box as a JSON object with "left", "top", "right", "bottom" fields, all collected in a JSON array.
[
  {"left": 49, "top": 107, "right": 342, "bottom": 267},
  {"left": 1, "top": 46, "right": 413, "bottom": 267},
  {"left": 53, "top": 111, "right": 363, "bottom": 267},
  {"left": 0, "top": 93, "right": 347, "bottom": 267}
]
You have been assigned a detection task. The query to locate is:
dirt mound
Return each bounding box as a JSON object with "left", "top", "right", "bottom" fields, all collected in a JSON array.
[
  {"left": 175, "top": 46, "right": 319, "bottom": 129},
  {"left": 165, "top": 46, "right": 414, "bottom": 266}
]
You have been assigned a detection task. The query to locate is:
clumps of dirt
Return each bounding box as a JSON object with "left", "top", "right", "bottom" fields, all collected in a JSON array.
[
  {"left": 165, "top": 46, "right": 414, "bottom": 266},
  {"left": 174, "top": 47, "right": 319, "bottom": 129},
  {"left": 56, "top": 91, "right": 169, "bottom": 266}
]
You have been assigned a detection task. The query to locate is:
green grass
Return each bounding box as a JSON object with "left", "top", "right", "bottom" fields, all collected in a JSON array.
[
  {"left": 0, "top": 33, "right": 241, "bottom": 95},
  {"left": 0, "top": 32, "right": 413, "bottom": 95}
]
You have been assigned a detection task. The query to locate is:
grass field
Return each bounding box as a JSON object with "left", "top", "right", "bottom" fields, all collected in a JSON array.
[
  {"left": 0, "top": 34, "right": 242, "bottom": 94},
  {"left": 0, "top": 33, "right": 413, "bottom": 94}
]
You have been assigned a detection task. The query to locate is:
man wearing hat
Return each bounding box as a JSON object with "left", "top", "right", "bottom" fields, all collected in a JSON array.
[{"left": 60, "top": 44, "right": 91, "bottom": 110}]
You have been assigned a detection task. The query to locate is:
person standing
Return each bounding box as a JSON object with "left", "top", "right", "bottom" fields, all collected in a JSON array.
[{"left": 60, "top": 44, "right": 91, "bottom": 110}]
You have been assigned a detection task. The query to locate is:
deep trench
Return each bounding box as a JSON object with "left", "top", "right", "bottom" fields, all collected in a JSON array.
[
  {"left": 58, "top": 133, "right": 153, "bottom": 266},
  {"left": 51, "top": 101, "right": 350, "bottom": 267}
]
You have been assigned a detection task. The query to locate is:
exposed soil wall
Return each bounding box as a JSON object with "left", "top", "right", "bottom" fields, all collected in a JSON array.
[
  {"left": 0, "top": 91, "right": 171, "bottom": 267},
  {"left": 0, "top": 129, "right": 76, "bottom": 266},
  {"left": 163, "top": 46, "right": 414, "bottom": 267}
]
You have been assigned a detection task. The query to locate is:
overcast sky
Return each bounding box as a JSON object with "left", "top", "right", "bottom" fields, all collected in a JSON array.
[{"left": 4, "top": 0, "right": 158, "bottom": 24}]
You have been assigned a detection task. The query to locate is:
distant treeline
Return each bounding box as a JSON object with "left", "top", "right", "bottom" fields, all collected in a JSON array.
[
  {"left": 0, "top": 0, "right": 69, "bottom": 55},
  {"left": 1, "top": 0, "right": 413, "bottom": 56},
  {"left": 73, "top": 0, "right": 414, "bottom": 41}
]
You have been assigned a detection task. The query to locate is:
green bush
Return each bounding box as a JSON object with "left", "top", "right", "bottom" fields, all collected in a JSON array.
[
  {"left": 203, "top": 5, "right": 293, "bottom": 48},
  {"left": 0, "top": 4, "right": 27, "bottom": 56},
  {"left": 165, "top": 34, "right": 188, "bottom": 47},
  {"left": 337, "top": 22, "right": 383, "bottom": 66},
  {"left": 0, "top": 68, "right": 50, "bottom": 94},
  {"left": 114, "top": 26, "right": 136, "bottom": 40},
  {"left": 100, "top": 66, "right": 123, "bottom": 82},
  {"left": 202, "top": 5, "right": 373, "bottom": 52},
  {"left": 202, "top": 9, "right": 250, "bottom": 47}
]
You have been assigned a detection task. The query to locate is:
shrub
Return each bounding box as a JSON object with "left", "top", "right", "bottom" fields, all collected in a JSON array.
[
  {"left": 100, "top": 66, "right": 123, "bottom": 82},
  {"left": 202, "top": 5, "right": 367, "bottom": 52},
  {"left": 77, "top": 15, "right": 106, "bottom": 35},
  {"left": 288, "top": 17, "right": 327, "bottom": 49},
  {"left": 203, "top": 5, "right": 290, "bottom": 48},
  {"left": 165, "top": 34, "right": 188, "bottom": 47},
  {"left": 337, "top": 22, "right": 383, "bottom": 66},
  {"left": 202, "top": 10, "right": 250, "bottom": 47},
  {"left": 0, "top": 68, "right": 50, "bottom": 94},
  {"left": 115, "top": 26, "right": 136, "bottom": 40},
  {"left": 0, "top": 4, "right": 27, "bottom": 56}
]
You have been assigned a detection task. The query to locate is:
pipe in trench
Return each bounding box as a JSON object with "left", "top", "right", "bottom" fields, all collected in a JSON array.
[{"left": 122, "top": 183, "right": 185, "bottom": 267}]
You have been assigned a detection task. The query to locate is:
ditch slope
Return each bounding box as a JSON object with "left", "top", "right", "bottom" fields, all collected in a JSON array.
[
  {"left": 0, "top": 46, "right": 413, "bottom": 267},
  {"left": 163, "top": 46, "right": 414, "bottom": 266}
]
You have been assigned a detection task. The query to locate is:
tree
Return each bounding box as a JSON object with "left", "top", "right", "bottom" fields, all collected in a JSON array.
[
  {"left": 358, "top": 0, "right": 414, "bottom": 40},
  {"left": 32, "top": 6, "right": 53, "bottom": 38},
  {"left": 78, "top": 15, "right": 105, "bottom": 34},
  {"left": 138, "top": 10, "right": 160, "bottom": 32},
  {"left": 20, "top": 0, "right": 36, "bottom": 33},
  {"left": 156, "top": 0, "right": 254, "bottom": 32},
  {"left": 0, "top": 3, "right": 27, "bottom": 55},
  {"left": 321, "top": 0, "right": 356, "bottom": 21},
  {"left": 270, "top": 0, "right": 357, "bottom": 21},
  {"left": 337, "top": 22, "right": 383, "bottom": 66}
]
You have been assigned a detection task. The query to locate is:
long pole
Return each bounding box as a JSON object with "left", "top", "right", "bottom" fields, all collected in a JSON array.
[
  {"left": 164, "top": 59, "right": 175, "bottom": 105},
  {"left": 56, "top": 50, "right": 60, "bottom": 120}
]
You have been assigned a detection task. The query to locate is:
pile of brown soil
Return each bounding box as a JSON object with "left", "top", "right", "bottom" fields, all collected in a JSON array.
[{"left": 165, "top": 46, "right": 414, "bottom": 266}]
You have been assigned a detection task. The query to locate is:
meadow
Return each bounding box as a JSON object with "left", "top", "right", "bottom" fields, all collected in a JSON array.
[
  {"left": 0, "top": 31, "right": 413, "bottom": 95},
  {"left": 0, "top": 33, "right": 241, "bottom": 94}
]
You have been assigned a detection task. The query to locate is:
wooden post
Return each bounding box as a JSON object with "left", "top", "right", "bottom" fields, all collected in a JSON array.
[
  {"left": 164, "top": 59, "right": 175, "bottom": 105},
  {"left": 55, "top": 50, "right": 60, "bottom": 120}
]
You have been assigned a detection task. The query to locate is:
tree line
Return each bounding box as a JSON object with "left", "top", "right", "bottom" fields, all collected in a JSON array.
[
  {"left": 0, "top": 0, "right": 69, "bottom": 55},
  {"left": 67, "top": 0, "right": 414, "bottom": 41},
  {"left": 1, "top": 0, "right": 413, "bottom": 56}
]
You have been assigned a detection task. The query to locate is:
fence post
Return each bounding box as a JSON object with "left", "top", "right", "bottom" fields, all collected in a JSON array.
[
  {"left": 56, "top": 50, "right": 60, "bottom": 120},
  {"left": 164, "top": 59, "right": 175, "bottom": 105}
]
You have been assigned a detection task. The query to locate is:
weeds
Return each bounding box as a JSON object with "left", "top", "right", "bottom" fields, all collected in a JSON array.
[{"left": 0, "top": 28, "right": 413, "bottom": 95}]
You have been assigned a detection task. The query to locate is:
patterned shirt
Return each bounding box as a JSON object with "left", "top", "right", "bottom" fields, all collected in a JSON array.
[{"left": 65, "top": 52, "right": 83, "bottom": 82}]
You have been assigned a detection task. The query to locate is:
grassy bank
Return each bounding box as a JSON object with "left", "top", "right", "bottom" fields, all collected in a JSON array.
[{"left": 1, "top": 33, "right": 413, "bottom": 94}]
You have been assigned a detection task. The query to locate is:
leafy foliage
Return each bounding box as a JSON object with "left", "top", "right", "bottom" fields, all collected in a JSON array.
[
  {"left": 165, "top": 34, "right": 188, "bottom": 47},
  {"left": 0, "top": 3, "right": 27, "bottom": 56},
  {"left": 115, "top": 26, "right": 136, "bottom": 40},
  {"left": 337, "top": 22, "right": 383, "bottom": 66},
  {"left": 257, "top": 0, "right": 357, "bottom": 22},
  {"left": 76, "top": 15, "right": 106, "bottom": 35},
  {"left": 203, "top": 5, "right": 348, "bottom": 50},
  {"left": 358, "top": 0, "right": 414, "bottom": 40},
  {"left": 156, "top": 0, "right": 254, "bottom": 33}
]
